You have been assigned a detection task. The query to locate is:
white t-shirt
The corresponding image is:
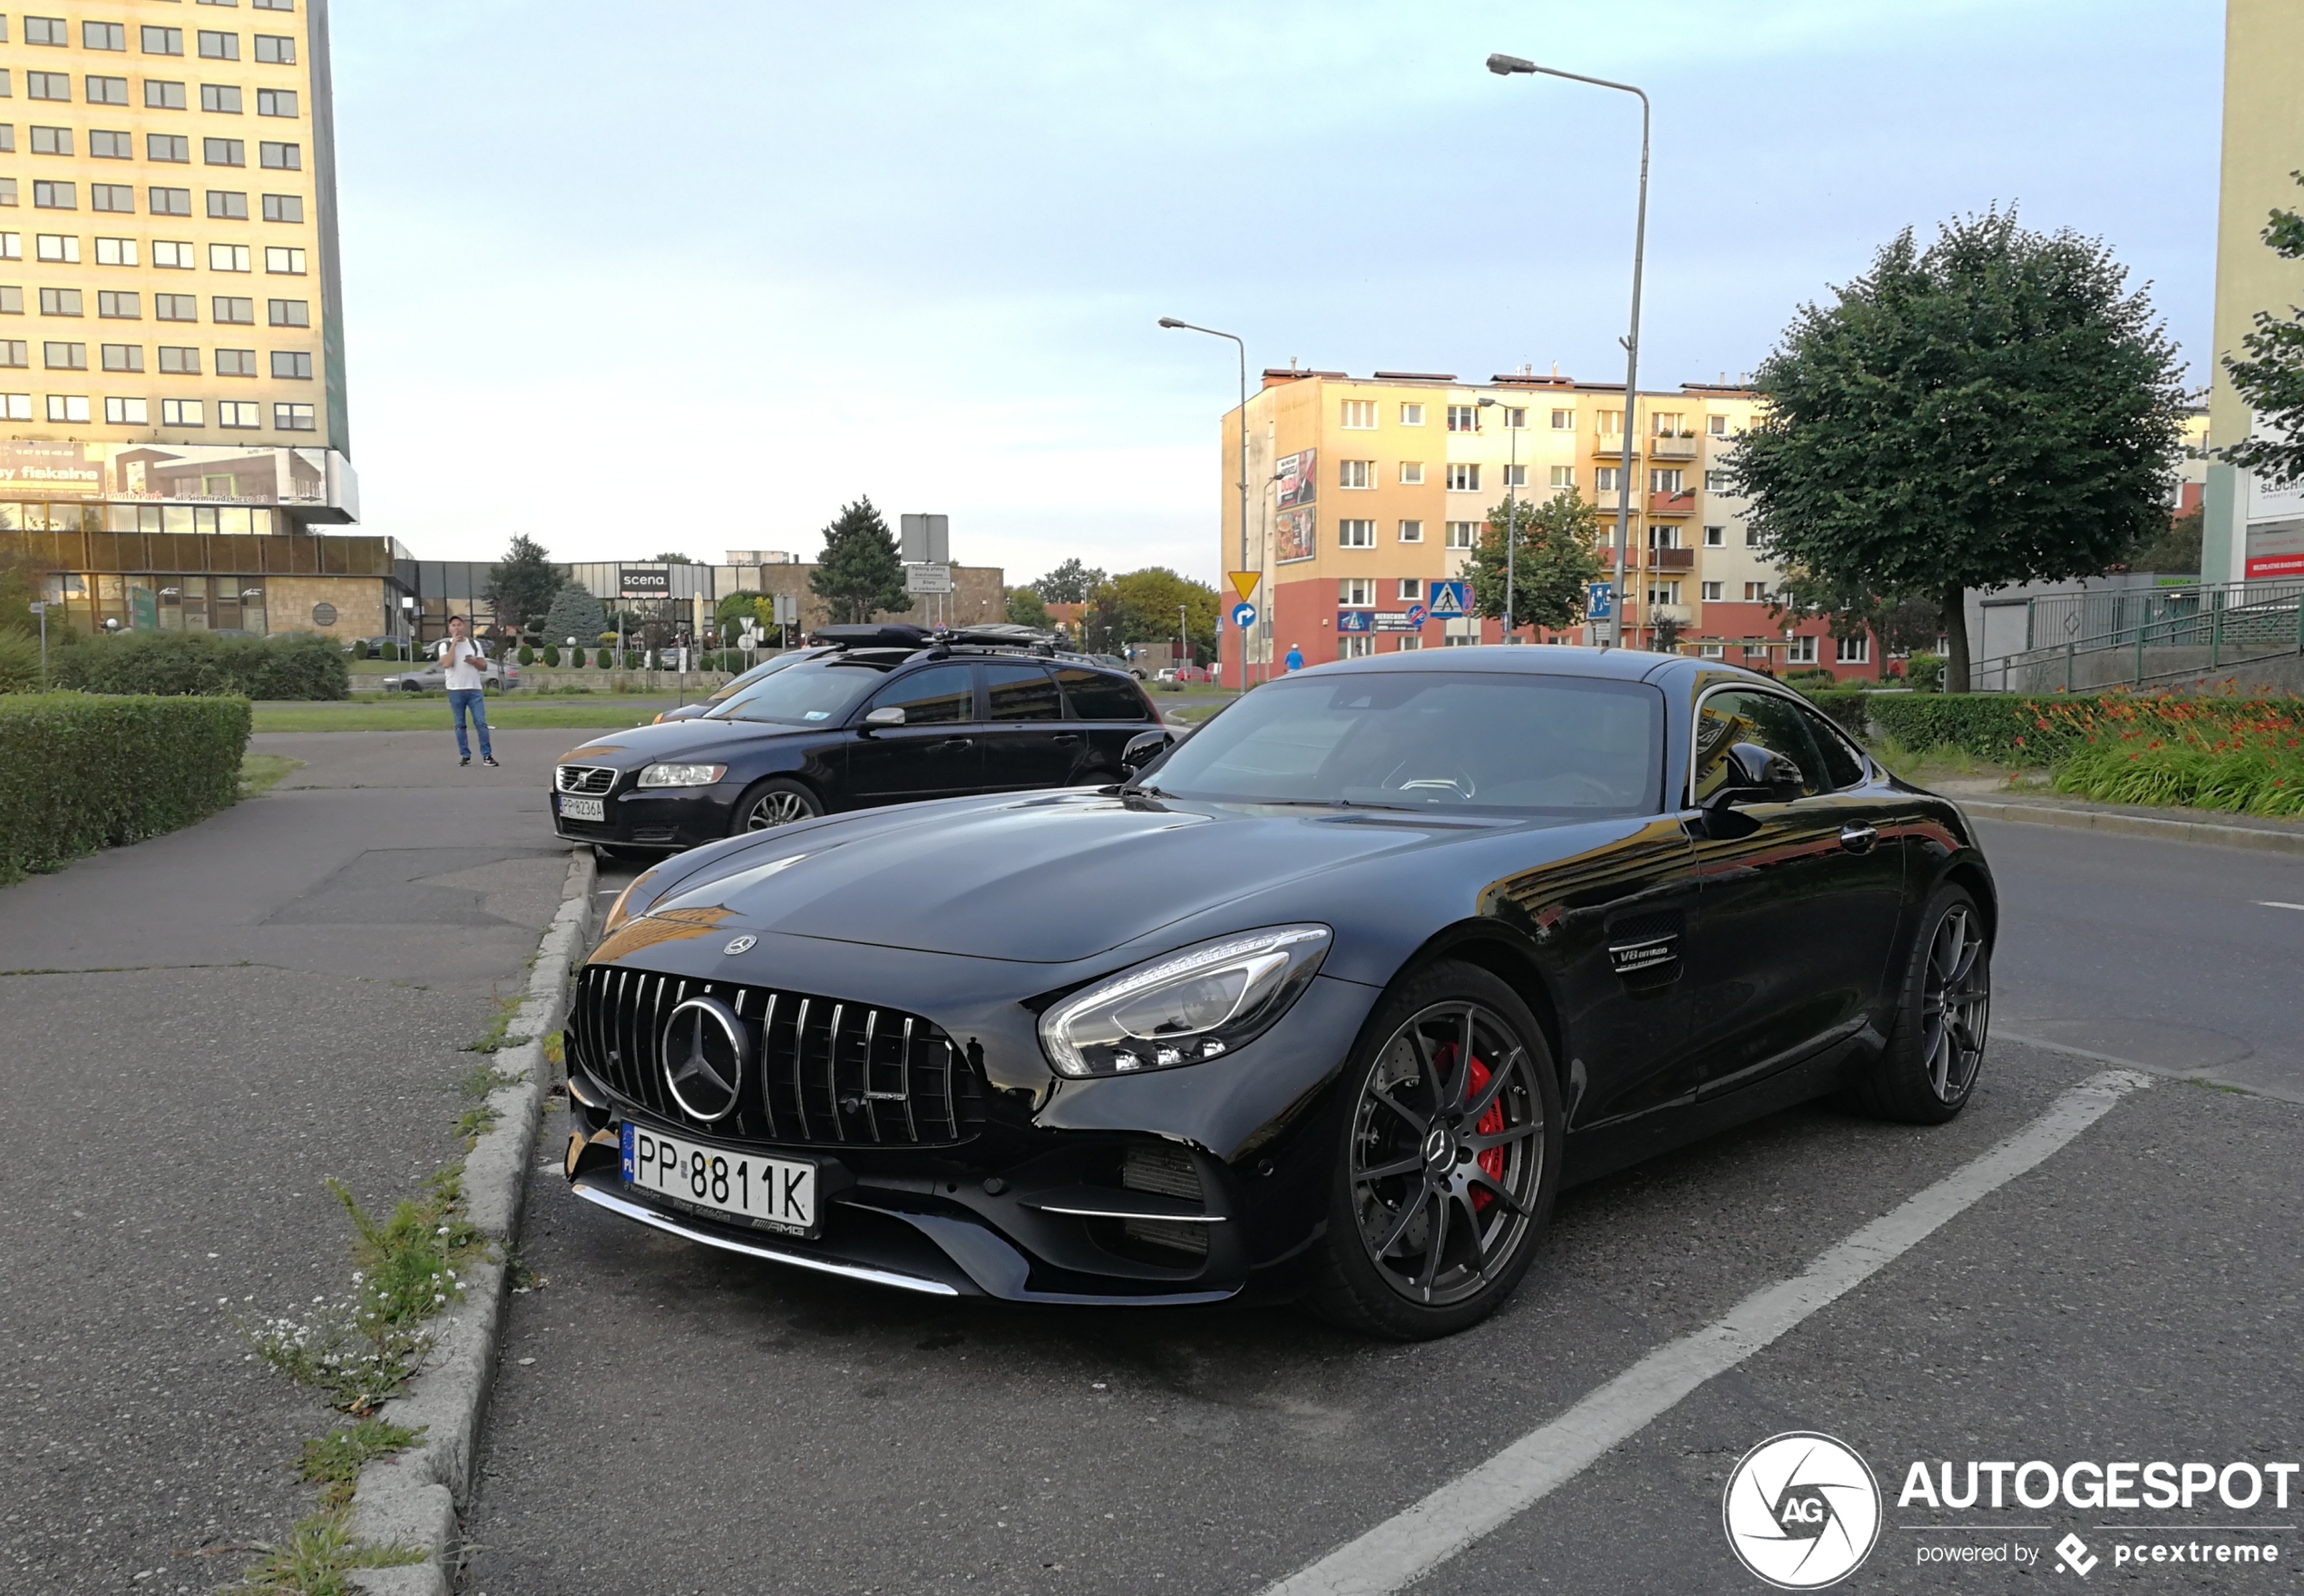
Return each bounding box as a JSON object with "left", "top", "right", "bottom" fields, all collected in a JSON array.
[{"left": 438, "top": 637, "right": 487, "bottom": 691}]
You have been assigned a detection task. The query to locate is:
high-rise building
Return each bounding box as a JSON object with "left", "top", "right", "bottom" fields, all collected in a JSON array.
[
  {"left": 1215, "top": 369, "right": 1886, "bottom": 681},
  {"left": 0, "top": 0, "right": 366, "bottom": 637}
]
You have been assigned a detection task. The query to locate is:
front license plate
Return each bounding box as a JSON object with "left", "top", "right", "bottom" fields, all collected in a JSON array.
[
  {"left": 559, "top": 794, "right": 605, "bottom": 822},
  {"left": 620, "top": 1124, "right": 816, "bottom": 1236}
]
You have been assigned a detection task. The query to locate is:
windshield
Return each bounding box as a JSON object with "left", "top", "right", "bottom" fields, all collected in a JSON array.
[
  {"left": 1145, "top": 670, "right": 1663, "bottom": 817},
  {"left": 708, "top": 657, "right": 886, "bottom": 725},
  {"left": 704, "top": 648, "right": 819, "bottom": 706}
]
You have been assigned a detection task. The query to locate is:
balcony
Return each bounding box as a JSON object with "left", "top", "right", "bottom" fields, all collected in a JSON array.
[
  {"left": 1589, "top": 485, "right": 1629, "bottom": 512},
  {"left": 1594, "top": 434, "right": 1637, "bottom": 458},
  {"left": 1650, "top": 433, "right": 1699, "bottom": 460},
  {"left": 1648, "top": 490, "right": 1697, "bottom": 517},
  {"left": 1645, "top": 546, "right": 1694, "bottom": 571}
]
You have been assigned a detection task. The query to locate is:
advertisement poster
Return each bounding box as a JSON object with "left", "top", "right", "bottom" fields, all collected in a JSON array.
[
  {"left": 1276, "top": 449, "right": 1317, "bottom": 509},
  {"left": 0, "top": 440, "right": 342, "bottom": 507},
  {"left": 2244, "top": 519, "right": 2304, "bottom": 579},
  {"left": 1275, "top": 506, "right": 1316, "bottom": 564}
]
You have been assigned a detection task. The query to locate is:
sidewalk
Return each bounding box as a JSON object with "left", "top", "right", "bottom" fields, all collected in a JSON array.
[
  {"left": 1928, "top": 776, "right": 2304, "bottom": 856},
  {"left": 0, "top": 729, "right": 575, "bottom": 1591}
]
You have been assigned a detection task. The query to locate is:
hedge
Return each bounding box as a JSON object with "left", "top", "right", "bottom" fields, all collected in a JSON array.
[
  {"left": 1798, "top": 689, "right": 1872, "bottom": 741},
  {"left": 52, "top": 630, "right": 349, "bottom": 700},
  {"left": 1864, "top": 691, "right": 2304, "bottom": 764},
  {"left": 0, "top": 694, "right": 251, "bottom": 882}
]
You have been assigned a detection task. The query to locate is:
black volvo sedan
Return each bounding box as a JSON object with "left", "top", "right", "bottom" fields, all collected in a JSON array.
[
  {"left": 550, "top": 627, "right": 1159, "bottom": 854},
  {"left": 561, "top": 647, "right": 1995, "bottom": 1338}
]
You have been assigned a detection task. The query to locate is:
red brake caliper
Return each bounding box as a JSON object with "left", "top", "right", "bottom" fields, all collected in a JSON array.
[{"left": 1466, "top": 1056, "right": 1506, "bottom": 1212}]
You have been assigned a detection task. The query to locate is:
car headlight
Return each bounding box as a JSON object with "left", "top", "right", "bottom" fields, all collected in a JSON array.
[
  {"left": 1038, "top": 924, "right": 1331, "bottom": 1078},
  {"left": 600, "top": 866, "right": 659, "bottom": 937},
  {"left": 637, "top": 762, "right": 727, "bottom": 788}
]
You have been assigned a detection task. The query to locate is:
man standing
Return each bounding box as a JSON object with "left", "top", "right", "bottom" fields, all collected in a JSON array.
[
  {"left": 440, "top": 614, "right": 497, "bottom": 767},
  {"left": 1284, "top": 642, "right": 1304, "bottom": 673}
]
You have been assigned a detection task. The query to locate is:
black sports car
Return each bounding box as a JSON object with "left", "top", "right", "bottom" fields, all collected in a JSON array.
[
  {"left": 550, "top": 628, "right": 1160, "bottom": 853},
  {"left": 561, "top": 647, "right": 1995, "bottom": 1338}
]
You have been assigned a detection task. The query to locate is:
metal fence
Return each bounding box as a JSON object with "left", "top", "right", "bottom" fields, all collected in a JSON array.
[{"left": 1975, "top": 579, "right": 2304, "bottom": 693}]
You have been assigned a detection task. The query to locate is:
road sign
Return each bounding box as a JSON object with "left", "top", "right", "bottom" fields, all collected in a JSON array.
[
  {"left": 900, "top": 514, "right": 950, "bottom": 564},
  {"left": 1337, "top": 609, "right": 1373, "bottom": 633},
  {"left": 904, "top": 563, "right": 953, "bottom": 595},
  {"left": 1586, "top": 582, "right": 1615, "bottom": 619},
  {"left": 1229, "top": 571, "right": 1261, "bottom": 602},
  {"left": 1406, "top": 603, "right": 1427, "bottom": 628},
  {"left": 771, "top": 592, "right": 797, "bottom": 625},
  {"left": 1232, "top": 602, "right": 1256, "bottom": 630},
  {"left": 1427, "top": 581, "right": 1469, "bottom": 618}
]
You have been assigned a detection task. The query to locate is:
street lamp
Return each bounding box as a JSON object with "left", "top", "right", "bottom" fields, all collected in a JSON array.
[
  {"left": 1477, "top": 396, "right": 1519, "bottom": 642},
  {"left": 1159, "top": 317, "right": 1249, "bottom": 694},
  {"left": 1489, "top": 51, "right": 1648, "bottom": 649}
]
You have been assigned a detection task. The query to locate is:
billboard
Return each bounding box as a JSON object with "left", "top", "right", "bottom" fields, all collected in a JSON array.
[
  {"left": 1275, "top": 507, "right": 1316, "bottom": 564},
  {"left": 1275, "top": 449, "right": 1317, "bottom": 509},
  {"left": 620, "top": 567, "right": 673, "bottom": 598},
  {"left": 2245, "top": 520, "right": 2304, "bottom": 579},
  {"left": 0, "top": 440, "right": 349, "bottom": 511}
]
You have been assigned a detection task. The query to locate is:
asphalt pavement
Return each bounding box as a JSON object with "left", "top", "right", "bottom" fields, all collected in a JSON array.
[
  {"left": 0, "top": 728, "right": 575, "bottom": 1592},
  {"left": 458, "top": 818, "right": 2304, "bottom": 1596}
]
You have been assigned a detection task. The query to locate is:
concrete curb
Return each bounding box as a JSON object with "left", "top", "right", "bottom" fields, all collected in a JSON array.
[
  {"left": 347, "top": 846, "right": 595, "bottom": 1595},
  {"left": 1957, "top": 797, "right": 2304, "bottom": 857}
]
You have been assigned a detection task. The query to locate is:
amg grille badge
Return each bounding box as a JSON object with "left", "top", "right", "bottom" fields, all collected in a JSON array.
[{"left": 1607, "top": 934, "right": 1678, "bottom": 975}]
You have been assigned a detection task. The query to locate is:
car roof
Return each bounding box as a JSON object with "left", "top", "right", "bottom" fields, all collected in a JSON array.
[{"left": 1301, "top": 642, "right": 1754, "bottom": 688}]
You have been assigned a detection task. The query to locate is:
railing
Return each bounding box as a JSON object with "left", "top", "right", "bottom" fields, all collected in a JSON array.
[
  {"left": 1647, "top": 490, "right": 1696, "bottom": 516},
  {"left": 1650, "top": 434, "right": 1700, "bottom": 460},
  {"left": 1645, "top": 547, "right": 1694, "bottom": 570},
  {"left": 1974, "top": 579, "right": 2304, "bottom": 693}
]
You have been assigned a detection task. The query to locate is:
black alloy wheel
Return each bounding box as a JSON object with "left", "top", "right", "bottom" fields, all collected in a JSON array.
[
  {"left": 730, "top": 776, "right": 823, "bottom": 834},
  {"left": 1311, "top": 959, "right": 1562, "bottom": 1339},
  {"left": 1846, "top": 884, "right": 1991, "bottom": 1124}
]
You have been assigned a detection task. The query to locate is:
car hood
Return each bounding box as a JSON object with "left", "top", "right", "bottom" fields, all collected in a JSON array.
[
  {"left": 560, "top": 717, "right": 809, "bottom": 763},
  {"left": 644, "top": 790, "right": 1508, "bottom": 963}
]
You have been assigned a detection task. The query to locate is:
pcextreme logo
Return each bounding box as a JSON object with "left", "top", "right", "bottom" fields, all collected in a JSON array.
[{"left": 1723, "top": 1432, "right": 1884, "bottom": 1589}]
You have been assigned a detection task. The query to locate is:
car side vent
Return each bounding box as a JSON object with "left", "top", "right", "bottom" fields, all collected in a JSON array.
[{"left": 1118, "top": 1143, "right": 1208, "bottom": 1258}]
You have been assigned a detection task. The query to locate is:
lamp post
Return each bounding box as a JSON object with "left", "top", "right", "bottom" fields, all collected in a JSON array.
[
  {"left": 1488, "top": 52, "right": 1647, "bottom": 649},
  {"left": 1159, "top": 317, "right": 1248, "bottom": 694},
  {"left": 27, "top": 599, "right": 46, "bottom": 686},
  {"left": 1477, "top": 396, "right": 1520, "bottom": 642}
]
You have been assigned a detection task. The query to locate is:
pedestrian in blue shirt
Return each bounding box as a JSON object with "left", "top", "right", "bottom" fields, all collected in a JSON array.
[{"left": 1284, "top": 643, "right": 1304, "bottom": 672}]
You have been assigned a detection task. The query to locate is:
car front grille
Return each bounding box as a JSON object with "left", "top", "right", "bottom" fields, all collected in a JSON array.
[
  {"left": 556, "top": 764, "right": 617, "bottom": 796},
  {"left": 570, "top": 964, "right": 984, "bottom": 1148}
]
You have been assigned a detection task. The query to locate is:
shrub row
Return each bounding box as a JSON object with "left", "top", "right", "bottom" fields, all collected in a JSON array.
[
  {"left": 50, "top": 630, "right": 349, "bottom": 700},
  {"left": 0, "top": 694, "right": 251, "bottom": 882}
]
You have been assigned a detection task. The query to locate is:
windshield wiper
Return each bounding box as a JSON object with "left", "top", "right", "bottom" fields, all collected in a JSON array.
[
  {"left": 1117, "top": 782, "right": 1172, "bottom": 799},
  {"left": 1245, "top": 797, "right": 1424, "bottom": 813}
]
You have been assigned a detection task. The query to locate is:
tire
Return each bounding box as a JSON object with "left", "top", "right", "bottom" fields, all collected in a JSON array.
[
  {"left": 728, "top": 776, "right": 823, "bottom": 835},
  {"left": 1307, "top": 959, "right": 1564, "bottom": 1340},
  {"left": 1844, "top": 884, "right": 1991, "bottom": 1124}
]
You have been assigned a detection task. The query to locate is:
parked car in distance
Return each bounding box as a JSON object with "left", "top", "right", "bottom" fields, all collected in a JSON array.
[
  {"left": 380, "top": 646, "right": 519, "bottom": 693},
  {"left": 653, "top": 647, "right": 831, "bottom": 725},
  {"left": 551, "top": 625, "right": 1160, "bottom": 854},
  {"left": 561, "top": 645, "right": 1996, "bottom": 1338}
]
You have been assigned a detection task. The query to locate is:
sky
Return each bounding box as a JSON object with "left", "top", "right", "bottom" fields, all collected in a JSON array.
[{"left": 329, "top": 0, "right": 2226, "bottom": 589}]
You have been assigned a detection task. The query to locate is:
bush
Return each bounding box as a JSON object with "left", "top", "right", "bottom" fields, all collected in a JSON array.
[
  {"left": 1903, "top": 652, "right": 1946, "bottom": 693},
  {"left": 517, "top": 644, "right": 534, "bottom": 667},
  {"left": 51, "top": 630, "right": 348, "bottom": 700},
  {"left": 623, "top": 649, "right": 643, "bottom": 670},
  {"left": 1866, "top": 691, "right": 2304, "bottom": 768},
  {"left": 0, "top": 694, "right": 250, "bottom": 881},
  {"left": 596, "top": 647, "right": 612, "bottom": 668},
  {"left": 1801, "top": 689, "right": 1873, "bottom": 741},
  {"left": 0, "top": 628, "right": 42, "bottom": 692},
  {"left": 542, "top": 645, "right": 560, "bottom": 667}
]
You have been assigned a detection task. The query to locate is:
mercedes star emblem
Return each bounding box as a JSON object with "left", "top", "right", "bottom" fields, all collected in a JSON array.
[
  {"left": 661, "top": 995, "right": 747, "bottom": 1122},
  {"left": 724, "top": 935, "right": 757, "bottom": 956}
]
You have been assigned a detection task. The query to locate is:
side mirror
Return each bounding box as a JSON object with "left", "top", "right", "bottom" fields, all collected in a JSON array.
[
  {"left": 863, "top": 706, "right": 906, "bottom": 729},
  {"left": 1120, "top": 729, "right": 1173, "bottom": 773},
  {"left": 1706, "top": 742, "right": 1804, "bottom": 810}
]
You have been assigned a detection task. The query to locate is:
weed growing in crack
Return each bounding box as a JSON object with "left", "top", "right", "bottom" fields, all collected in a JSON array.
[
  {"left": 301, "top": 1419, "right": 425, "bottom": 1508},
  {"left": 224, "top": 1503, "right": 425, "bottom": 1595}
]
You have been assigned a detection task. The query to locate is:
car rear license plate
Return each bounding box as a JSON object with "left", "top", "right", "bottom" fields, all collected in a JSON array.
[
  {"left": 621, "top": 1124, "right": 816, "bottom": 1236},
  {"left": 559, "top": 795, "right": 605, "bottom": 822}
]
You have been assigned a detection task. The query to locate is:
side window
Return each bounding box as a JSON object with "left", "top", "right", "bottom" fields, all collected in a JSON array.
[
  {"left": 1791, "top": 701, "right": 1867, "bottom": 791},
  {"left": 984, "top": 662, "right": 1060, "bottom": 721},
  {"left": 1694, "top": 689, "right": 1828, "bottom": 801},
  {"left": 1054, "top": 666, "right": 1150, "bottom": 722},
  {"left": 865, "top": 663, "right": 974, "bottom": 726}
]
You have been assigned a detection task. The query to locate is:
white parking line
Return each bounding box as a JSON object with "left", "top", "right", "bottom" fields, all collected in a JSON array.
[
  {"left": 1260, "top": 1068, "right": 2154, "bottom": 1596},
  {"left": 2253, "top": 900, "right": 2304, "bottom": 912}
]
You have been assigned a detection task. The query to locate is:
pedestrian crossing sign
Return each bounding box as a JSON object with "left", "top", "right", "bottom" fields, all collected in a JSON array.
[{"left": 1427, "top": 581, "right": 1469, "bottom": 618}]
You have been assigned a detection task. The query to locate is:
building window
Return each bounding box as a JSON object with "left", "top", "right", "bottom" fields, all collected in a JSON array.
[
  {"left": 1339, "top": 578, "right": 1373, "bottom": 606},
  {"left": 1336, "top": 519, "right": 1375, "bottom": 549},
  {"left": 1441, "top": 632, "right": 1475, "bottom": 648},
  {"left": 1651, "top": 411, "right": 1684, "bottom": 436},
  {"left": 42, "top": 338, "right": 84, "bottom": 367},
  {"left": 1397, "top": 578, "right": 1422, "bottom": 601},
  {"left": 100, "top": 343, "right": 142, "bottom": 371},
  {"left": 203, "top": 138, "right": 245, "bottom": 167},
  {"left": 261, "top": 193, "right": 302, "bottom": 223},
  {"left": 1594, "top": 466, "right": 1620, "bottom": 491},
  {"left": 31, "top": 126, "right": 75, "bottom": 157},
  {"left": 1339, "top": 459, "right": 1372, "bottom": 489},
  {"left": 91, "top": 184, "right": 134, "bottom": 213},
  {"left": 1650, "top": 468, "right": 1684, "bottom": 494},
  {"left": 146, "top": 80, "right": 188, "bottom": 109},
  {"left": 1704, "top": 524, "right": 1723, "bottom": 547},
  {"left": 103, "top": 395, "right": 148, "bottom": 424},
  {"left": 198, "top": 30, "right": 240, "bottom": 59},
  {"left": 1743, "top": 581, "right": 1769, "bottom": 601},
  {"left": 155, "top": 293, "right": 198, "bottom": 321},
  {"left": 1746, "top": 526, "right": 1762, "bottom": 549},
  {"left": 257, "top": 88, "right": 298, "bottom": 118},
  {"left": 201, "top": 83, "right": 244, "bottom": 113},
  {"left": 151, "top": 187, "right": 194, "bottom": 216},
  {"left": 269, "top": 348, "right": 309, "bottom": 379},
  {"left": 208, "top": 190, "right": 249, "bottom": 219},
  {"left": 1399, "top": 402, "right": 1423, "bottom": 426},
  {"left": 24, "top": 16, "right": 69, "bottom": 46},
  {"left": 1393, "top": 634, "right": 1423, "bottom": 652},
  {"left": 214, "top": 296, "right": 256, "bottom": 324},
  {"left": 1698, "top": 642, "right": 1725, "bottom": 659},
  {"left": 1785, "top": 635, "right": 1818, "bottom": 665},
  {"left": 1701, "top": 581, "right": 1723, "bottom": 601},
  {"left": 152, "top": 240, "right": 195, "bottom": 268},
  {"left": 216, "top": 347, "right": 257, "bottom": 375},
  {"left": 161, "top": 397, "right": 203, "bottom": 425},
  {"left": 36, "top": 233, "right": 79, "bottom": 263},
  {"left": 0, "top": 236, "right": 16, "bottom": 261},
  {"left": 96, "top": 290, "right": 140, "bottom": 319},
  {"left": 1398, "top": 461, "right": 1422, "bottom": 485},
  {"left": 46, "top": 393, "right": 89, "bottom": 422},
  {"left": 217, "top": 398, "right": 259, "bottom": 427},
  {"left": 273, "top": 401, "right": 312, "bottom": 431},
  {"left": 148, "top": 132, "right": 191, "bottom": 162},
  {"left": 1396, "top": 519, "right": 1422, "bottom": 543},
  {"left": 0, "top": 339, "right": 24, "bottom": 367},
  {"left": 264, "top": 246, "right": 306, "bottom": 276},
  {"left": 1444, "top": 521, "right": 1477, "bottom": 550},
  {"left": 86, "top": 75, "right": 131, "bottom": 104},
  {"left": 259, "top": 141, "right": 299, "bottom": 170},
  {"left": 1596, "top": 409, "right": 1623, "bottom": 434},
  {"left": 1502, "top": 464, "right": 1527, "bottom": 489},
  {"left": 1705, "top": 469, "right": 1731, "bottom": 491},
  {"left": 144, "top": 24, "right": 186, "bottom": 54},
  {"left": 158, "top": 345, "right": 199, "bottom": 373},
  {"left": 1445, "top": 404, "right": 1479, "bottom": 433},
  {"left": 266, "top": 297, "right": 307, "bottom": 326},
  {"left": 1550, "top": 408, "right": 1575, "bottom": 430},
  {"left": 37, "top": 288, "right": 82, "bottom": 317},
  {"left": 254, "top": 34, "right": 296, "bottom": 63},
  {"left": 1708, "top": 414, "right": 1728, "bottom": 436},
  {"left": 27, "top": 71, "right": 72, "bottom": 102},
  {"left": 1336, "top": 635, "right": 1373, "bottom": 660},
  {"left": 1550, "top": 466, "right": 1575, "bottom": 490},
  {"left": 254, "top": 0, "right": 297, "bottom": 9},
  {"left": 0, "top": 394, "right": 29, "bottom": 421},
  {"left": 1500, "top": 405, "right": 1526, "bottom": 429},
  {"left": 1836, "top": 635, "right": 1870, "bottom": 665},
  {"left": 1340, "top": 399, "right": 1376, "bottom": 429},
  {"left": 0, "top": 289, "right": 21, "bottom": 316},
  {"left": 210, "top": 242, "right": 251, "bottom": 272},
  {"left": 1446, "top": 462, "right": 1479, "bottom": 491},
  {"left": 1646, "top": 582, "right": 1682, "bottom": 608}
]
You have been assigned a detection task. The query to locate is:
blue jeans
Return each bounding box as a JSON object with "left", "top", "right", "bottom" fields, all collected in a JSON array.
[{"left": 448, "top": 688, "right": 493, "bottom": 759}]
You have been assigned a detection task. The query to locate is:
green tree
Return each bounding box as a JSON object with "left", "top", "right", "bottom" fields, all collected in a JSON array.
[
  {"left": 2222, "top": 171, "right": 2304, "bottom": 488},
  {"left": 1099, "top": 569, "right": 1219, "bottom": 664},
  {"left": 1034, "top": 559, "right": 1105, "bottom": 604},
  {"left": 1466, "top": 491, "right": 1604, "bottom": 633},
  {"left": 651, "top": 551, "right": 698, "bottom": 564},
  {"left": 714, "top": 590, "right": 773, "bottom": 642},
  {"left": 482, "top": 534, "right": 559, "bottom": 637},
  {"left": 1731, "top": 209, "right": 2187, "bottom": 691},
  {"left": 1005, "top": 587, "right": 1054, "bottom": 628},
  {"left": 809, "top": 498, "right": 911, "bottom": 624},
  {"left": 2131, "top": 502, "right": 2204, "bottom": 575},
  {"left": 540, "top": 581, "right": 608, "bottom": 647}
]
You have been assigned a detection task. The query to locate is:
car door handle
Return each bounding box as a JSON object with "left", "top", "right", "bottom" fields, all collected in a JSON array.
[
  {"left": 933, "top": 737, "right": 974, "bottom": 753},
  {"left": 1838, "top": 823, "right": 1879, "bottom": 853},
  {"left": 1051, "top": 733, "right": 1079, "bottom": 744}
]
